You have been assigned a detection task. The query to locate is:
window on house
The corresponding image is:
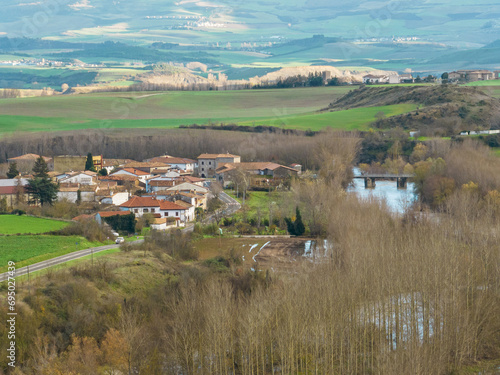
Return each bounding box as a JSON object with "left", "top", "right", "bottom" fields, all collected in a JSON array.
[
  {"left": 209, "top": 161, "right": 212, "bottom": 165},
  {"left": 134, "top": 209, "right": 138, "bottom": 213},
  {"left": 201, "top": 161, "right": 205, "bottom": 165},
  {"left": 176, "top": 212, "right": 179, "bottom": 216},
  {"left": 144, "top": 208, "right": 148, "bottom": 212}
]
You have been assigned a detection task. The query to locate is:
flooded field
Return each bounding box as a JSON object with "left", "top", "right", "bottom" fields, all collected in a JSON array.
[{"left": 193, "top": 236, "right": 319, "bottom": 269}]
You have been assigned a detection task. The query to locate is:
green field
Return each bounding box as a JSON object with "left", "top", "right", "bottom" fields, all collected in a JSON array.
[
  {"left": 0, "top": 215, "right": 69, "bottom": 235},
  {"left": 464, "top": 80, "right": 500, "bottom": 86},
  {"left": 0, "top": 87, "right": 351, "bottom": 119},
  {"left": 0, "top": 235, "right": 108, "bottom": 272},
  {"left": 228, "top": 190, "right": 286, "bottom": 223},
  {"left": 238, "top": 104, "right": 418, "bottom": 131},
  {"left": 461, "top": 84, "right": 500, "bottom": 98},
  {"left": 0, "top": 87, "right": 419, "bottom": 135}
]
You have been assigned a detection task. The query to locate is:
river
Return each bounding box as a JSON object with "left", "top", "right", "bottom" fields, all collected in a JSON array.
[{"left": 348, "top": 168, "right": 417, "bottom": 214}]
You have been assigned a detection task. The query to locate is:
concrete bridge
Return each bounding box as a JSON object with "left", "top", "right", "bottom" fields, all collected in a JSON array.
[{"left": 353, "top": 173, "right": 414, "bottom": 189}]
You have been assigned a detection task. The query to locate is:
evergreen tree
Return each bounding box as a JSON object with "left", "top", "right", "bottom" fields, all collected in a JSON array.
[
  {"left": 25, "top": 156, "right": 58, "bottom": 206},
  {"left": 285, "top": 217, "right": 295, "bottom": 235},
  {"left": 85, "top": 152, "right": 96, "bottom": 172},
  {"left": 284, "top": 207, "right": 306, "bottom": 236},
  {"left": 294, "top": 207, "right": 305, "bottom": 236},
  {"left": 98, "top": 168, "right": 108, "bottom": 176},
  {"left": 33, "top": 156, "right": 50, "bottom": 177},
  {"left": 6, "top": 162, "right": 19, "bottom": 179}
]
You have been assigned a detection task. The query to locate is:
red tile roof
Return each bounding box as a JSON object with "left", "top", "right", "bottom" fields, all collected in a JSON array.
[
  {"left": 98, "top": 211, "right": 132, "bottom": 217},
  {"left": 120, "top": 196, "right": 160, "bottom": 208},
  {"left": 159, "top": 200, "right": 186, "bottom": 210},
  {"left": 150, "top": 180, "right": 176, "bottom": 187},
  {"left": 119, "top": 196, "right": 187, "bottom": 211},
  {"left": 0, "top": 186, "right": 19, "bottom": 195}
]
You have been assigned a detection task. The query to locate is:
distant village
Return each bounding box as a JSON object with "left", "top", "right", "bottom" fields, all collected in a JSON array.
[
  {"left": 0, "top": 58, "right": 103, "bottom": 69},
  {"left": 362, "top": 69, "right": 500, "bottom": 84},
  {"left": 0, "top": 153, "right": 301, "bottom": 231}
]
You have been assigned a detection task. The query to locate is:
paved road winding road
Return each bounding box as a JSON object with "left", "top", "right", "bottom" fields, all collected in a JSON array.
[
  {"left": 0, "top": 192, "right": 241, "bottom": 282},
  {"left": 0, "top": 240, "right": 144, "bottom": 282}
]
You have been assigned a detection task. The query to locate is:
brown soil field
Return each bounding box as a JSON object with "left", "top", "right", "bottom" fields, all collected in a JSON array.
[{"left": 194, "top": 236, "right": 311, "bottom": 269}]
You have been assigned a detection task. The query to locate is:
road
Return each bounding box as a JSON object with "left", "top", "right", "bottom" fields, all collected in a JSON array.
[
  {"left": 0, "top": 193, "right": 241, "bottom": 281},
  {"left": 0, "top": 239, "right": 144, "bottom": 282}
]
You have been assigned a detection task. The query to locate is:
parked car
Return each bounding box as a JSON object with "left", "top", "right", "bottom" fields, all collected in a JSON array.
[
  {"left": 115, "top": 237, "right": 125, "bottom": 244},
  {"left": 112, "top": 232, "right": 119, "bottom": 237}
]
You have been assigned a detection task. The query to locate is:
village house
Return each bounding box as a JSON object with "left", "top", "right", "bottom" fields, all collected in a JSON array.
[
  {"left": 197, "top": 153, "right": 241, "bottom": 178},
  {"left": 109, "top": 168, "right": 151, "bottom": 183},
  {"left": 98, "top": 175, "right": 144, "bottom": 191},
  {"left": 57, "top": 171, "right": 97, "bottom": 185},
  {"left": 166, "top": 182, "right": 209, "bottom": 195},
  {"left": 92, "top": 155, "right": 104, "bottom": 171},
  {"left": 95, "top": 188, "right": 130, "bottom": 206},
  {"left": 122, "top": 161, "right": 171, "bottom": 175},
  {"left": 146, "top": 155, "right": 197, "bottom": 173},
  {"left": 215, "top": 162, "right": 299, "bottom": 185},
  {"left": 147, "top": 178, "right": 177, "bottom": 192},
  {"left": 57, "top": 183, "right": 80, "bottom": 203},
  {"left": 146, "top": 173, "right": 205, "bottom": 193},
  {"left": 0, "top": 178, "right": 29, "bottom": 207},
  {"left": 144, "top": 190, "right": 207, "bottom": 210},
  {"left": 150, "top": 217, "right": 175, "bottom": 231},
  {"left": 119, "top": 196, "right": 194, "bottom": 224},
  {"left": 362, "top": 74, "right": 399, "bottom": 84},
  {"left": 399, "top": 73, "right": 414, "bottom": 83},
  {"left": 0, "top": 186, "right": 24, "bottom": 207},
  {"left": 102, "top": 158, "right": 136, "bottom": 174},
  {"left": 448, "top": 70, "right": 494, "bottom": 82},
  {"left": 57, "top": 183, "right": 98, "bottom": 203}
]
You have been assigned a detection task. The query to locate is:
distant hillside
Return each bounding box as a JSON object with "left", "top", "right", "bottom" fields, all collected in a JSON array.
[
  {"left": 428, "top": 40, "right": 500, "bottom": 65},
  {"left": 326, "top": 85, "right": 500, "bottom": 135}
]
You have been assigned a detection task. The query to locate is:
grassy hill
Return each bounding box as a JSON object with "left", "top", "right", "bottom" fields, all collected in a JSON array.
[
  {"left": 324, "top": 85, "right": 500, "bottom": 135},
  {"left": 0, "top": 215, "right": 69, "bottom": 235}
]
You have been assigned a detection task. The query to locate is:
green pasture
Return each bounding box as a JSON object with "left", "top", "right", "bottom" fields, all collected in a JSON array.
[
  {"left": 464, "top": 80, "right": 500, "bottom": 86},
  {"left": 0, "top": 87, "right": 350, "bottom": 119},
  {"left": 238, "top": 104, "right": 418, "bottom": 131},
  {"left": 462, "top": 83, "right": 500, "bottom": 98},
  {"left": 0, "top": 87, "right": 380, "bottom": 135},
  {"left": 0, "top": 235, "right": 107, "bottom": 273},
  {"left": 226, "top": 190, "right": 285, "bottom": 224},
  {"left": 0, "top": 103, "right": 416, "bottom": 135},
  {"left": 0, "top": 215, "right": 69, "bottom": 235}
]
